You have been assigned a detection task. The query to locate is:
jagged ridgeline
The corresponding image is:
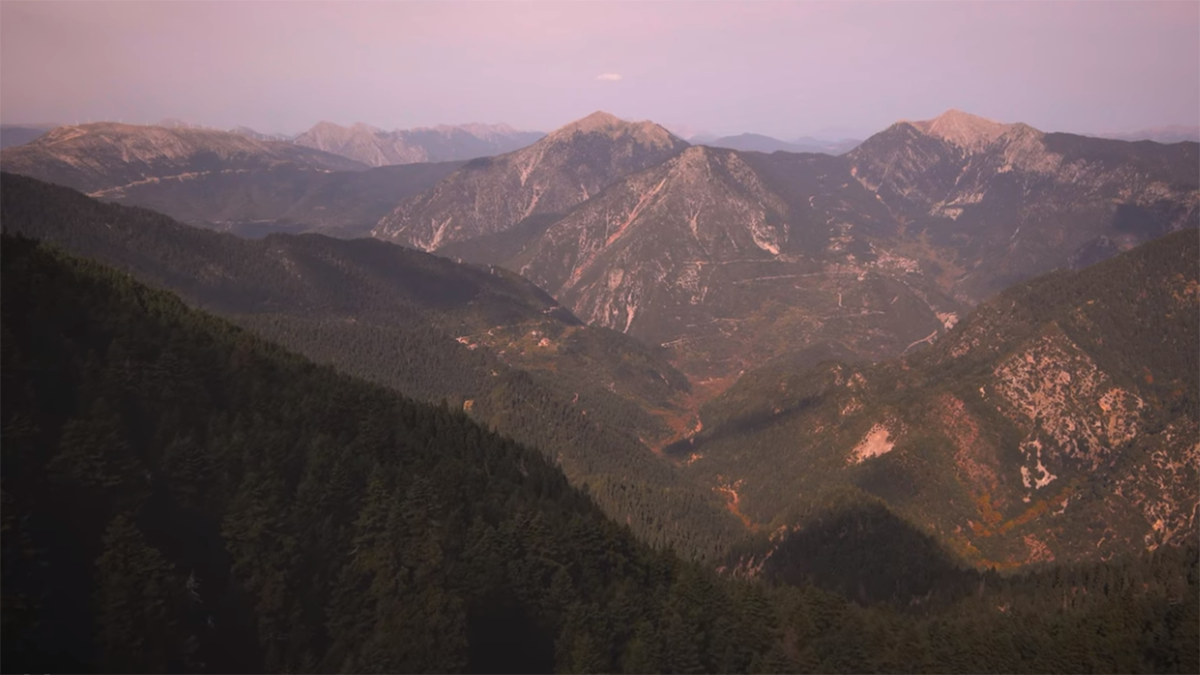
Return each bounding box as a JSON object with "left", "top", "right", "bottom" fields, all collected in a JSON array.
[
  {"left": 0, "top": 172, "right": 746, "bottom": 562},
  {"left": 3, "top": 236, "right": 1198, "bottom": 674}
]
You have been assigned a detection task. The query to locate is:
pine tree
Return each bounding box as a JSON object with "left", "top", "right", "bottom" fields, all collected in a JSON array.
[{"left": 93, "top": 512, "right": 182, "bottom": 672}]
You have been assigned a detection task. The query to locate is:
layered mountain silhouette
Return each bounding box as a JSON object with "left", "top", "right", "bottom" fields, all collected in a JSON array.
[
  {"left": 294, "top": 121, "right": 544, "bottom": 166},
  {"left": 1093, "top": 125, "right": 1200, "bottom": 144},
  {"left": 706, "top": 133, "right": 860, "bottom": 155},
  {"left": 0, "top": 123, "right": 57, "bottom": 149}
]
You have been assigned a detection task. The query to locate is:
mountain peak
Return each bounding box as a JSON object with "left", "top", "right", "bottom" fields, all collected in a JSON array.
[
  {"left": 909, "top": 109, "right": 1014, "bottom": 151},
  {"left": 566, "top": 110, "right": 623, "bottom": 130},
  {"left": 309, "top": 120, "right": 347, "bottom": 132},
  {"left": 551, "top": 111, "right": 681, "bottom": 149}
]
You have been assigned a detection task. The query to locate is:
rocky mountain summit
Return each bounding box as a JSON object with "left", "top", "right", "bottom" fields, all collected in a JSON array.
[
  {"left": 846, "top": 109, "right": 1199, "bottom": 300},
  {"left": 373, "top": 111, "right": 689, "bottom": 250}
]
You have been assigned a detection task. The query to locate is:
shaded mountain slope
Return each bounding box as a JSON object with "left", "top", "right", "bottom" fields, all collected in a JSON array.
[
  {"left": 1094, "top": 125, "right": 1200, "bottom": 144},
  {"left": 0, "top": 235, "right": 794, "bottom": 673},
  {"left": 84, "top": 160, "right": 465, "bottom": 237},
  {"left": 680, "top": 229, "right": 1200, "bottom": 567},
  {"left": 271, "top": 161, "right": 465, "bottom": 235},
  {"left": 0, "top": 173, "right": 744, "bottom": 560}
]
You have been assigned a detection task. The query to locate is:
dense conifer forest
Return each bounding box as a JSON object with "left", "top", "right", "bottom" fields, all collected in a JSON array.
[
  {"left": 3, "top": 235, "right": 1197, "bottom": 673},
  {"left": 0, "top": 173, "right": 748, "bottom": 563}
]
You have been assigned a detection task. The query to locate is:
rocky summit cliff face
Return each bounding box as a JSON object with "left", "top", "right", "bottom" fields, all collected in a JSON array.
[
  {"left": 683, "top": 230, "right": 1199, "bottom": 568},
  {"left": 293, "top": 121, "right": 544, "bottom": 167},
  {"left": 0, "top": 122, "right": 365, "bottom": 195},
  {"left": 372, "top": 112, "right": 690, "bottom": 250},
  {"left": 846, "top": 109, "right": 1200, "bottom": 301}
]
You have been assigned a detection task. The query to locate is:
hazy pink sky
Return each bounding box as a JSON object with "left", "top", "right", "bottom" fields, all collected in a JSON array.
[{"left": 2, "top": 1, "right": 1197, "bottom": 138}]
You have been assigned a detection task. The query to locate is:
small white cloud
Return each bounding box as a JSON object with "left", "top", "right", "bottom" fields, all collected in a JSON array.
[{"left": 596, "top": 73, "right": 623, "bottom": 81}]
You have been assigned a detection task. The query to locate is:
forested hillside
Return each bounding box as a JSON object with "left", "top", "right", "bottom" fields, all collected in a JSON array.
[
  {"left": 0, "top": 173, "right": 745, "bottom": 561},
  {"left": 3, "top": 236, "right": 1197, "bottom": 674},
  {"left": 0, "top": 235, "right": 757, "bottom": 672}
]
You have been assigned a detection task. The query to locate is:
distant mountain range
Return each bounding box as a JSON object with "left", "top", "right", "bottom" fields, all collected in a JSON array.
[
  {"left": 0, "top": 122, "right": 464, "bottom": 236},
  {"left": 229, "top": 124, "right": 298, "bottom": 142},
  {"left": 0, "top": 123, "right": 58, "bottom": 149},
  {"left": 1090, "top": 125, "right": 1200, "bottom": 144},
  {"left": 0, "top": 122, "right": 364, "bottom": 193},
  {"left": 704, "top": 133, "right": 861, "bottom": 155},
  {"left": 292, "top": 121, "right": 545, "bottom": 166}
]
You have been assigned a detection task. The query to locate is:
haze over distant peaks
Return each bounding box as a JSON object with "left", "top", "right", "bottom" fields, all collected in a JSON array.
[
  {"left": 229, "top": 125, "right": 296, "bottom": 142},
  {"left": 704, "top": 132, "right": 861, "bottom": 155},
  {"left": 0, "top": 123, "right": 57, "bottom": 150},
  {"left": 1093, "top": 125, "right": 1200, "bottom": 144},
  {"left": 293, "top": 120, "right": 544, "bottom": 166}
]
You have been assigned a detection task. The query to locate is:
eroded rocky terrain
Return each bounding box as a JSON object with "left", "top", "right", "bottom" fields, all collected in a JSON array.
[{"left": 678, "top": 230, "right": 1199, "bottom": 567}]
